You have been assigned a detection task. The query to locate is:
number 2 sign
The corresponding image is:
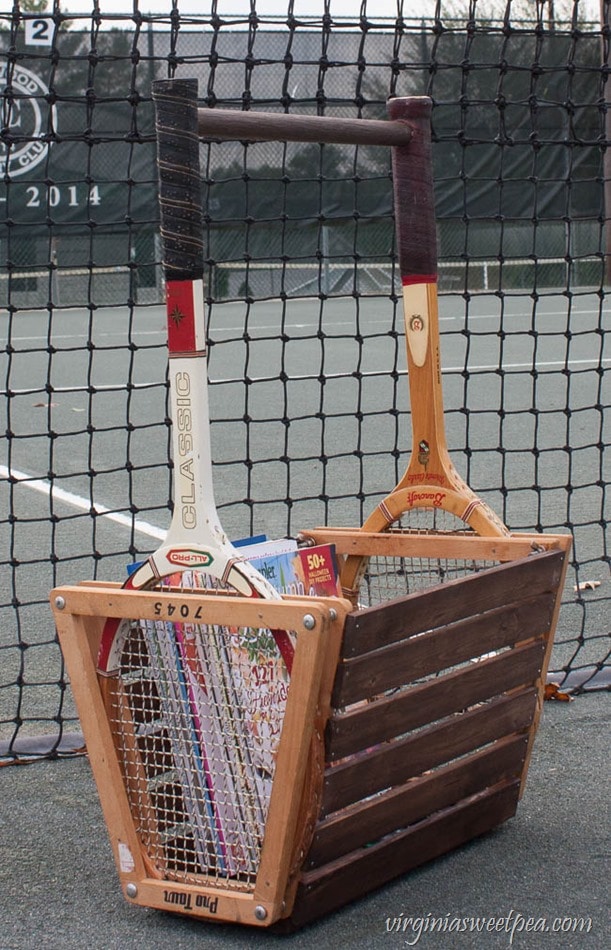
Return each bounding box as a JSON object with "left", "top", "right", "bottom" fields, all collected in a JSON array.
[{"left": 25, "top": 17, "right": 54, "bottom": 47}]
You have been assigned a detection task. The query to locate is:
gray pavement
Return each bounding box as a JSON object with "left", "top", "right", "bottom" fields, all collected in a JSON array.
[{"left": 1, "top": 692, "right": 608, "bottom": 950}]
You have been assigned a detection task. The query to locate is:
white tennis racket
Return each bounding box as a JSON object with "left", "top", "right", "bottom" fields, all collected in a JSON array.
[
  {"left": 95, "top": 80, "right": 293, "bottom": 881},
  {"left": 99, "top": 78, "right": 293, "bottom": 671}
]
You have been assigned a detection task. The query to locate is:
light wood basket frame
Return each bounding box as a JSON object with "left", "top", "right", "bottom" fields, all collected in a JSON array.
[{"left": 50, "top": 529, "right": 571, "bottom": 930}]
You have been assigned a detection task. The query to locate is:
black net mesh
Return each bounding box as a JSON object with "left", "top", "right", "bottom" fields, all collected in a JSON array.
[{"left": 1, "top": 0, "right": 609, "bottom": 762}]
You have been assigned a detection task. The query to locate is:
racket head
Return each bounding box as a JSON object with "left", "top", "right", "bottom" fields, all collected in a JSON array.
[
  {"left": 97, "top": 571, "right": 292, "bottom": 886},
  {"left": 339, "top": 488, "right": 502, "bottom": 604}
]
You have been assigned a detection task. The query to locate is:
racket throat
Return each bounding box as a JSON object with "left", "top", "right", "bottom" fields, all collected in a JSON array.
[
  {"left": 398, "top": 280, "right": 456, "bottom": 490},
  {"left": 128, "top": 273, "right": 246, "bottom": 591}
]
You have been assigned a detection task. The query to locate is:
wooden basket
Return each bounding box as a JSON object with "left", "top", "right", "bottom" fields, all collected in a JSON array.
[{"left": 50, "top": 529, "right": 570, "bottom": 930}]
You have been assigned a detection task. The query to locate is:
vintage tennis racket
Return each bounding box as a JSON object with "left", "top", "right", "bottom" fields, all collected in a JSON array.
[
  {"left": 99, "top": 77, "right": 292, "bottom": 661},
  {"left": 96, "top": 79, "right": 292, "bottom": 881},
  {"left": 340, "top": 96, "right": 510, "bottom": 605},
  {"left": 126, "top": 79, "right": 290, "bottom": 618}
]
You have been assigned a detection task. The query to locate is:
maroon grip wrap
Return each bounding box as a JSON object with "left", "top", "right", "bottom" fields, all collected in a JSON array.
[{"left": 387, "top": 97, "right": 437, "bottom": 284}]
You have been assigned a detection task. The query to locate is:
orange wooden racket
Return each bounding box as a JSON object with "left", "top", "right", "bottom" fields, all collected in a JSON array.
[{"left": 341, "top": 97, "right": 509, "bottom": 605}]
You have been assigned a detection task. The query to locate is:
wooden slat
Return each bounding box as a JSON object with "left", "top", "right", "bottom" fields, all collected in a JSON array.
[
  {"left": 288, "top": 779, "right": 520, "bottom": 929},
  {"left": 253, "top": 602, "right": 343, "bottom": 920},
  {"left": 341, "top": 549, "right": 564, "bottom": 658},
  {"left": 53, "top": 583, "right": 350, "bottom": 640},
  {"left": 52, "top": 611, "right": 150, "bottom": 883},
  {"left": 322, "top": 687, "right": 536, "bottom": 816},
  {"left": 519, "top": 533, "right": 572, "bottom": 798},
  {"left": 333, "top": 590, "right": 555, "bottom": 706},
  {"left": 281, "top": 596, "right": 350, "bottom": 909},
  {"left": 302, "top": 527, "right": 567, "bottom": 562},
  {"left": 327, "top": 637, "right": 545, "bottom": 762},
  {"left": 307, "top": 733, "right": 528, "bottom": 869}
]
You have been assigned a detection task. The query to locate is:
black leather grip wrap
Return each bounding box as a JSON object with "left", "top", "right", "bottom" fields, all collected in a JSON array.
[
  {"left": 387, "top": 97, "right": 437, "bottom": 282},
  {"left": 152, "top": 78, "right": 204, "bottom": 282}
]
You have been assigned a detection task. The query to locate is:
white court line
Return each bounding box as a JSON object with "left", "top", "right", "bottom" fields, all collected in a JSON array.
[
  {"left": 443, "top": 356, "right": 611, "bottom": 374},
  {"left": 0, "top": 464, "right": 165, "bottom": 541},
  {"left": 4, "top": 308, "right": 607, "bottom": 343}
]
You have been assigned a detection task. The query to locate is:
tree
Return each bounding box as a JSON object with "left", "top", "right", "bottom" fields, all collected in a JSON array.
[{"left": 14, "top": 0, "right": 51, "bottom": 13}]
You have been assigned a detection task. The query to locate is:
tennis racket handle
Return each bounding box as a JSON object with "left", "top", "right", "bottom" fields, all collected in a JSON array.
[
  {"left": 198, "top": 108, "right": 412, "bottom": 147},
  {"left": 387, "top": 97, "right": 437, "bottom": 284},
  {"left": 152, "top": 78, "right": 204, "bottom": 282}
]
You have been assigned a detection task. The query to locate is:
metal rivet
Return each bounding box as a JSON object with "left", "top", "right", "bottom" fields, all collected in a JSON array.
[
  {"left": 254, "top": 905, "right": 267, "bottom": 921},
  {"left": 329, "top": 608, "right": 337, "bottom": 621},
  {"left": 125, "top": 883, "right": 138, "bottom": 898},
  {"left": 302, "top": 613, "right": 316, "bottom": 630},
  {"left": 54, "top": 596, "right": 65, "bottom": 610}
]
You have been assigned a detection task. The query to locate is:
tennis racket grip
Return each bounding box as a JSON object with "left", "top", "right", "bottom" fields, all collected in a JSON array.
[
  {"left": 386, "top": 97, "right": 436, "bottom": 284},
  {"left": 152, "top": 78, "right": 204, "bottom": 282}
]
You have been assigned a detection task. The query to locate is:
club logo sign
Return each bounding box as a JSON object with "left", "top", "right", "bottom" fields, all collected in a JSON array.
[{"left": 0, "top": 63, "right": 55, "bottom": 178}]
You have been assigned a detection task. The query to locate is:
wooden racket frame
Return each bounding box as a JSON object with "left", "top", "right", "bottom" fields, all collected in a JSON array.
[
  {"left": 193, "top": 96, "right": 509, "bottom": 609},
  {"left": 339, "top": 97, "right": 509, "bottom": 602}
]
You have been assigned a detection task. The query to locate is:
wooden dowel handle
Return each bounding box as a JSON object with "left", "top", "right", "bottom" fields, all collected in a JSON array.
[{"left": 197, "top": 108, "right": 412, "bottom": 147}]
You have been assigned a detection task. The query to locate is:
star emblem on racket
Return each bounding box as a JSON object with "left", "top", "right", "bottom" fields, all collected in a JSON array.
[{"left": 169, "top": 305, "right": 185, "bottom": 326}]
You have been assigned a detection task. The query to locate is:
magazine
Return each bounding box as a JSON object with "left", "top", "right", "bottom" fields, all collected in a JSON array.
[
  {"left": 126, "top": 540, "right": 340, "bottom": 876},
  {"left": 227, "top": 542, "right": 341, "bottom": 781}
]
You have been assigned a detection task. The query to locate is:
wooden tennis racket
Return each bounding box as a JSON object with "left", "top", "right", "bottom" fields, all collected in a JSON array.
[
  {"left": 341, "top": 96, "right": 509, "bottom": 605},
  {"left": 127, "top": 80, "right": 289, "bottom": 616},
  {"left": 98, "top": 77, "right": 291, "bottom": 649},
  {"left": 96, "top": 79, "right": 292, "bottom": 880}
]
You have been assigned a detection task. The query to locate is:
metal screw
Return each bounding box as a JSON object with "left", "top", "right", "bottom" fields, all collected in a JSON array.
[
  {"left": 125, "top": 883, "right": 138, "bottom": 898},
  {"left": 254, "top": 905, "right": 267, "bottom": 921},
  {"left": 302, "top": 613, "right": 316, "bottom": 630},
  {"left": 54, "top": 596, "right": 66, "bottom": 610}
]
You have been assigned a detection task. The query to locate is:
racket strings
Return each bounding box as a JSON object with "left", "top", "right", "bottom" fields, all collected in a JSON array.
[
  {"left": 359, "top": 509, "right": 494, "bottom": 608},
  {"left": 106, "top": 574, "right": 290, "bottom": 887}
]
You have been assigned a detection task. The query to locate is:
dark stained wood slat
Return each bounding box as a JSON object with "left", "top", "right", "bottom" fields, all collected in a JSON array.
[
  {"left": 333, "top": 590, "right": 555, "bottom": 706},
  {"left": 288, "top": 779, "right": 520, "bottom": 929},
  {"left": 322, "top": 687, "right": 536, "bottom": 816},
  {"left": 306, "top": 732, "right": 528, "bottom": 869},
  {"left": 342, "top": 549, "right": 565, "bottom": 658},
  {"left": 327, "top": 637, "right": 546, "bottom": 762}
]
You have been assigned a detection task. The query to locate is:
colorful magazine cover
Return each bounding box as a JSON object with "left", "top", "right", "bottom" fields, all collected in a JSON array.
[
  {"left": 227, "top": 543, "right": 341, "bottom": 780},
  {"left": 127, "top": 541, "right": 340, "bottom": 876}
]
